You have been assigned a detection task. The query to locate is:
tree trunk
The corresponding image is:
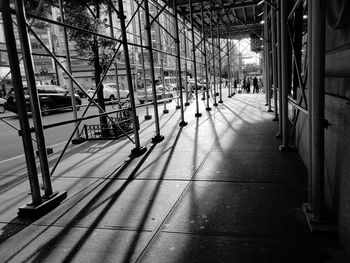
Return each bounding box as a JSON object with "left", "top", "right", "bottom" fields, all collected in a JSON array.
[{"left": 94, "top": 3, "right": 108, "bottom": 132}]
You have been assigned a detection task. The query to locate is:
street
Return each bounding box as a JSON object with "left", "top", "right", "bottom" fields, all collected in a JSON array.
[{"left": 0, "top": 96, "right": 183, "bottom": 162}]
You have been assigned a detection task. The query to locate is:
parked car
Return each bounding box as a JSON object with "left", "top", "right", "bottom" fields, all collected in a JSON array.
[
  {"left": 86, "top": 83, "right": 129, "bottom": 101},
  {"left": 136, "top": 83, "right": 174, "bottom": 104},
  {"left": 4, "top": 85, "right": 82, "bottom": 115},
  {"left": 0, "top": 97, "right": 6, "bottom": 113}
]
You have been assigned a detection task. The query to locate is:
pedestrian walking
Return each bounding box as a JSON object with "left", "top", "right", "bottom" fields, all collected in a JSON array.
[
  {"left": 253, "top": 76, "right": 259, "bottom": 93},
  {"left": 246, "top": 78, "right": 251, "bottom": 93}
]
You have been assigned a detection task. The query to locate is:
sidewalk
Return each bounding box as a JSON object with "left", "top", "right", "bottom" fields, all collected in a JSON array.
[{"left": 0, "top": 92, "right": 340, "bottom": 262}]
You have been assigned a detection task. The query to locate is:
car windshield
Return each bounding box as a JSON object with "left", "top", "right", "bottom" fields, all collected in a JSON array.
[{"left": 106, "top": 84, "right": 117, "bottom": 89}]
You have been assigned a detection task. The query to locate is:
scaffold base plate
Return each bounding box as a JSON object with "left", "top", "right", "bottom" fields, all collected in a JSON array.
[
  {"left": 279, "top": 145, "right": 296, "bottom": 152},
  {"left": 179, "top": 121, "right": 188, "bottom": 127},
  {"left": 302, "top": 203, "right": 337, "bottom": 233},
  {"left": 152, "top": 135, "right": 164, "bottom": 144},
  {"left": 18, "top": 191, "right": 67, "bottom": 218},
  {"left": 130, "top": 146, "right": 147, "bottom": 158}
]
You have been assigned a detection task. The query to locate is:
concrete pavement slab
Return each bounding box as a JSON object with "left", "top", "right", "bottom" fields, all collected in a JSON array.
[
  {"left": 139, "top": 232, "right": 329, "bottom": 263},
  {"left": 195, "top": 151, "right": 307, "bottom": 183},
  {"left": 33, "top": 179, "right": 187, "bottom": 232},
  {"left": 163, "top": 181, "right": 311, "bottom": 238},
  {"left": 0, "top": 224, "right": 152, "bottom": 263}
]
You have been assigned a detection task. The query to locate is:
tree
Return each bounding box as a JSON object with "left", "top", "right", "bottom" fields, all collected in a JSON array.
[
  {"left": 25, "top": 0, "right": 52, "bottom": 29},
  {"left": 25, "top": 0, "right": 117, "bottom": 128},
  {"left": 63, "top": 0, "right": 116, "bottom": 127}
]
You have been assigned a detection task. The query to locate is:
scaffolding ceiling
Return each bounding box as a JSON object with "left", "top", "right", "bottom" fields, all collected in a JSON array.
[{"left": 175, "top": 0, "right": 263, "bottom": 39}]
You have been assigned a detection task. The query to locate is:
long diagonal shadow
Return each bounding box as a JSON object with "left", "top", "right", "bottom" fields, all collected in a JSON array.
[
  {"left": 121, "top": 127, "right": 184, "bottom": 263},
  {"left": 3, "top": 144, "right": 157, "bottom": 263}
]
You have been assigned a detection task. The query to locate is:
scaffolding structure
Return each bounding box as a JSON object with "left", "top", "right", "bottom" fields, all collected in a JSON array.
[{"left": 0, "top": 0, "right": 330, "bottom": 231}]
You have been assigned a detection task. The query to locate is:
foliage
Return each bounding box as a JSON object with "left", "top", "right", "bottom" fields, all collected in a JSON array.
[
  {"left": 63, "top": 0, "right": 116, "bottom": 70},
  {"left": 24, "top": 0, "right": 55, "bottom": 29}
]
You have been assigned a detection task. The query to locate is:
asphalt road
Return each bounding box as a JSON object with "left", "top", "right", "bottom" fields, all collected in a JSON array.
[{"left": 0, "top": 97, "right": 181, "bottom": 162}]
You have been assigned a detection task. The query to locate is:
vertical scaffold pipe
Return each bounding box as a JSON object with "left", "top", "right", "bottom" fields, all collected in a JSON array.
[
  {"left": 183, "top": 18, "right": 190, "bottom": 106},
  {"left": 217, "top": 14, "right": 223, "bottom": 104},
  {"left": 156, "top": 7, "right": 168, "bottom": 114},
  {"left": 1, "top": 0, "right": 42, "bottom": 205},
  {"left": 59, "top": 0, "right": 81, "bottom": 143},
  {"left": 227, "top": 32, "right": 231, "bottom": 98},
  {"left": 15, "top": 0, "right": 53, "bottom": 197},
  {"left": 189, "top": 0, "right": 202, "bottom": 117},
  {"left": 311, "top": 0, "right": 325, "bottom": 219},
  {"left": 211, "top": 8, "right": 218, "bottom": 107},
  {"left": 265, "top": 4, "right": 272, "bottom": 112},
  {"left": 279, "top": 0, "right": 291, "bottom": 150},
  {"left": 271, "top": 7, "right": 279, "bottom": 120},
  {"left": 108, "top": 6, "right": 122, "bottom": 111},
  {"left": 201, "top": 2, "right": 211, "bottom": 111},
  {"left": 276, "top": 0, "right": 282, "bottom": 137},
  {"left": 117, "top": 0, "right": 144, "bottom": 153},
  {"left": 138, "top": 8, "right": 151, "bottom": 120},
  {"left": 263, "top": 5, "right": 268, "bottom": 105},
  {"left": 173, "top": 0, "right": 187, "bottom": 127},
  {"left": 144, "top": 0, "right": 163, "bottom": 143},
  {"left": 307, "top": 0, "right": 313, "bottom": 211}
]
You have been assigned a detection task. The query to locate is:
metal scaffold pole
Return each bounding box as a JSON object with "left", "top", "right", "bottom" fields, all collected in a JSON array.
[
  {"left": 265, "top": 3, "right": 272, "bottom": 112},
  {"left": 311, "top": 0, "right": 325, "bottom": 220},
  {"left": 271, "top": 7, "right": 279, "bottom": 121},
  {"left": 138, "top": 8, "right": 152, "bottom": 120},
  {"left": 1, "top": 0, "right": 42, "bottom": 206},
  {"left": 183, "top": 18, "right": 190, "bottom": 106},
  {"left": 279, "top": 0, "right": 291, "bottom": 150},
  {"left": 263, "top": 5, "right": 268, "bottom": 105},
  {"left": 117, "top": 0, "right": 146, "bottom": 155},
  {"left": 144, "top": 0, "right": 164, "bottom": 143},
  {"left": 173, "top": 0, "right": 187, "bottom": 127},
  {"left": 201, "top": 2, "right": 211, "bottom": 111},
  {"left": 227, "top": 32, "right": 231, "bottom": 99},
  {"left": 217, "top": 13, "right": 223, "bottom": 104},
  {"left": 307, "top": 0, "right": 313, "bottom": 212},
  {"left": 108, "top": 5, "right": 122, "bottom": 111},
  {"left": 280, "top": 1, "right": 289, "bottom": 150},
  {"left": 156, "top": 5, "right": 168, "bottom": 115},
  {"left": 59, "top": 0, "right": 82, "bottom": 144},
  {"left": 15, "top": 0, "right": 53, "bottom": 197},
  {"left": 210, "top": 8, "right": 218, "bottom": 107},
  {"left": 276, "top": 0, "right": 283, "bottom": 137},
  {"left": 189, "top": 0, "right": 202, "bottom": 117}
]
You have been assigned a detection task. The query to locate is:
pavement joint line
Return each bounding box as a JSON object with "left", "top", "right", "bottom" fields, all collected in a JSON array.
[
  {"left": 97, "top": 177, "right": 306, "bottom": 186},
  {"left": 159, "top": 230, "right": 314, "bottom": 242},
  {"left": 135, "top": 108, "right": 237, "bottom": 262},
  {"left": 25, "top": 223, "right": 154, "bottom": 233}
]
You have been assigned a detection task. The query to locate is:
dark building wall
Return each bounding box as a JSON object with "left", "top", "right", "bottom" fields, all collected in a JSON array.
[
  {"left": 324, "top": 19, "right": 350, "bottom": 255},
  {"left": 296, "top": 7, "right": 350, "bottom": 256}
]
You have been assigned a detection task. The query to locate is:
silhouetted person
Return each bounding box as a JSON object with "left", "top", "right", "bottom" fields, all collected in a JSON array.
[
  {"left": 242, "top": 77, "right": 246, "bottom": 93},
  {"left": 253, "top": 76, "right": 259, "bottom": 93},
  {"left": 246, "top": 78, "right": 250, "bottom": 93},
  {"left": 0, "top": 84, "right": 6, "bottom": 98},
  {"left": 233, "top": 79, "right": 237, "bottom": 95}
]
